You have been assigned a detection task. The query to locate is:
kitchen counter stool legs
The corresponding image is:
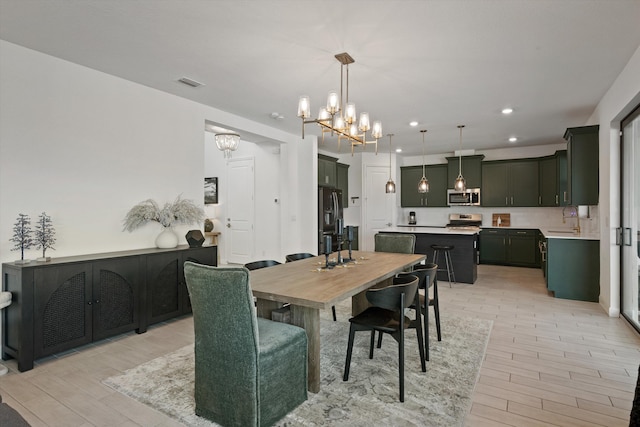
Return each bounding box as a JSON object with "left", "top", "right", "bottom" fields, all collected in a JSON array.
[{"left": 431, "top": 245, "right": 455, "bottom": 287}]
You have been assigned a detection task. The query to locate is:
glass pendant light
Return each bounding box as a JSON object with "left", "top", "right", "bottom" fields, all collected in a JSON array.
[
  {"left": 454, "top": 125, "right": 466, "bottom": 191},
  {"left": 418, "top": 129, "right": 429, "bottom": 193},
  {"left": 385, "top": 134, "right": 396, "bottom": 193}
]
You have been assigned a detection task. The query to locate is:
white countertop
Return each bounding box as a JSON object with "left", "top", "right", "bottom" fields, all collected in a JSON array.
[
  {"left": 384, "top": 226, "right": 479, "bottom": 235},
  {"left": 540, "top": 228, "right": 600, "bottom": 240}
]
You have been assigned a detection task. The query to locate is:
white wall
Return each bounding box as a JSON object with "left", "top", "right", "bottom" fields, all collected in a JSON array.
[
  {"left": 0, "top": 41, "right": 315, "bottom": 264},
  {"left": 588, "top": 44, "right": 640, "bottom": 316}
]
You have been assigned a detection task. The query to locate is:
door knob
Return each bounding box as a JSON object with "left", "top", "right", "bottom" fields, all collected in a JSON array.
[{"left": 226, "top": 223, "right": 231, "bottom": 228}]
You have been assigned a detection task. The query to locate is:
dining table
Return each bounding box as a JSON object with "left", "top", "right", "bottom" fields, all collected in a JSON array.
[{"left": 249, "top": 250, "right": 426, "bottom": 393}]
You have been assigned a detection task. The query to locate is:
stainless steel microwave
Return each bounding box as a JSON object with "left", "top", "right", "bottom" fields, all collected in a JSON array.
[{"left": 447, "top": 188, "right": 481, "bottom": 206}]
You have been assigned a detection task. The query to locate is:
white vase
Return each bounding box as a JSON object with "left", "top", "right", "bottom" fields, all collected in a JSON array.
[{"left": 155, "top": 227, "right": 178, "bottom": 248}]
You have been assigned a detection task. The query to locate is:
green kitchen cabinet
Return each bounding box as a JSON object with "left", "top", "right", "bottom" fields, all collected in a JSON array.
[
  {"left": 446, "top": 155, "right": 484, "bottom": 189},
  {"left": 400, "top": 166, "right": 423, "bottom": 207},
  {"left": 507, "top": 229, "right": 538, "bottom": 267},
  {"left": 564, "top": 125, "right": 599, "bottom": 206},
  {"left": 539, "top": 150, "right": 569, "bottom": 207},
  {"left": 336, "top": 162, "right": 349, "bottom": 207},
  {"left": 479, "top": 228, "right": 507, "bottom": 264},
  {"left": 318, "top": 154, "right": 337, "bottom": 187},
  {"left": 400, "top": 164, "right": 448, "bottom": 207},
  {"left": 538, "top": 155, "right": 558, "bottom": 206},
  {"left": 482, "top": 159, "right": 539, "bottom": 207},
  {"left": 480, "top": 228, "right": 538, "bottom": 267},
  {"left": 546, "top": 237, "right": 599, "bottom": 302}
]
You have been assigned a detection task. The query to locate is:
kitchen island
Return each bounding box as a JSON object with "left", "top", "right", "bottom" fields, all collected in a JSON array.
[
  {"left": 381, "top": 226, "right": 479, "bottom": 284},
  {"left": 540, "top": 228, "right": 600, "bottom": 302}
]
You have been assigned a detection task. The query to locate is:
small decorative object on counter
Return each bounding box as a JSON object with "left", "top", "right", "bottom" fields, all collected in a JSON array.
[
  {"left": 10, "top": 213, "right": 34, "bottom": 264},
  {"left": 497, "top": 216, "right": 502, "bottom": 227},
  {"left": 123, "top": 195, "right": 204, "bottom": 248},
  {"left": 185, "top": 230, "right": 205, "bottom": 248},
  {"left": 204, "top": 218, "right": 214, "bottom": 232},
  {"left": 35, "top": 211, "right": 56, "bottom": 262}
]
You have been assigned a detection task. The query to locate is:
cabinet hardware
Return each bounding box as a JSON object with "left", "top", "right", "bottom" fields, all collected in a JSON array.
[
  {"left": 555, "top": 194, "right": 559, "bottom": 205},
  {"left": 538, "top": 195, "right": 541, "bottom": 205},
  {"left": 505, "top": 196, "right": 508, "bottom": 206},
  {"left": 87, "top": 301, "right": 92, "bottom": 305},
  {"left": 511, "top": 196, "right": 514, "bottom": 205}
]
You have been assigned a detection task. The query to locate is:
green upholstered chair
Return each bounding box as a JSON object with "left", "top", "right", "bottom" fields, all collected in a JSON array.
[
  {"left": 183, "top": 262, "right": 308, "bottom": 427},
  {"left": 374, "top": 233, "right": 416, "bottom": 255}
]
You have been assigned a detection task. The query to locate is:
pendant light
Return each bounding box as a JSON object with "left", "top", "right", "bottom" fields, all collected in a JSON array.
[
  {"left": 418, "top": 129, "right": 429, "bottom": 193},
  {"left": 454, "top": 125, "right": 466, "bottom": 191},
  {"left": 385, "top": 134, "right": 396, "bottom": 193}
]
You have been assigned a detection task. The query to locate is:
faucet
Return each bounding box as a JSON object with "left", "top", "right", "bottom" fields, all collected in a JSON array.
[{"left": 562, "top": 205, "right": 580, "bottom": 233}]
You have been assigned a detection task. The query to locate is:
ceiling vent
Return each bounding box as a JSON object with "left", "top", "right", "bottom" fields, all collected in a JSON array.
[{"left": 178, "top": 77, "right": 205, "bottom": 88}]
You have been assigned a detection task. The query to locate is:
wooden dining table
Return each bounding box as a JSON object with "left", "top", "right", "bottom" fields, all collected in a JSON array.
[{"left": 249, "top": 250, "right": 426, "bottom": 392}]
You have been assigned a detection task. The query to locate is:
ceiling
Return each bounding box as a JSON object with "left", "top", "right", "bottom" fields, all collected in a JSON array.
[{"left": 1, "top": 0, "right": 640, "bottom": 156}]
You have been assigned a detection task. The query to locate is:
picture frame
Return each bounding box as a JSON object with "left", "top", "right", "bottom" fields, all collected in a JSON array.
[{"left": 204, "top": 177, "right": 218, "bottom": 204}]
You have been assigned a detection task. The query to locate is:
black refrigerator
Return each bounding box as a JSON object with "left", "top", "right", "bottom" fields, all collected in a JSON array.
[{"left": 318, "top": 186, "right": 343, "bottom": 254}]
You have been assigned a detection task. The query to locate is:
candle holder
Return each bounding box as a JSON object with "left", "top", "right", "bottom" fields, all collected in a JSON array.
[
  {"left": 336, "top": 232, "right": 344, "bottom": 265},
  {"left": 344, "top": 226, "right": 355, "bottom": 262},
  {"left": 323, "top": 235, "right": 335, "bottom": 269}
]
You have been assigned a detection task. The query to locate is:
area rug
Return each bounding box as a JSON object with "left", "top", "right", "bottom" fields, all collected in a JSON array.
[{"left": 104, "top": 303, "right": 492, "bottom": 426}]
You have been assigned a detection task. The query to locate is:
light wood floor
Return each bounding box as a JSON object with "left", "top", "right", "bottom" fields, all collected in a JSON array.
[{"left": 0, "top": 264, "right": 638, "bottom": 426}]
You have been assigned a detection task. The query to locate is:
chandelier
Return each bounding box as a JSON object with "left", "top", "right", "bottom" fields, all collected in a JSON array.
[
  {"left": 297, "top": 52, "right": 383, "bottom": 154},
  {"left": 215, "top": 133, "right": 240, "bottom": 158}
]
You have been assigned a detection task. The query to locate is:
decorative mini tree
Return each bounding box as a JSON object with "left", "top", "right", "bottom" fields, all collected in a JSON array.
[
  {"left": 10, "top": 213, "right": 34, "bottom": 264},
  {"left": 35, "top": 211, "right": 56, "bottom": 262}
]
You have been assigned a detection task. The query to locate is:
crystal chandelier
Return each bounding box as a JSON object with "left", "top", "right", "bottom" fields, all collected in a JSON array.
[
  {"left": 215, "top": 133, "right": 240, "bottom": 158},
  {"left": 454, "top": 125, "right": 466, "bottom": 191},
  {"left": 418, "top": 129, "right": 429, "bottom": 193},
  {"left": 297, "top": 52, "right": 383, "bottom": 154},
  {"left": 385, "top": 134, "right": 396, "bottom": 193}
]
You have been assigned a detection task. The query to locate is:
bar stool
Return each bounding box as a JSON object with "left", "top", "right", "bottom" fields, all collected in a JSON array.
[{"left": 431, "top": 245, "right": 455, "bottom": 287}]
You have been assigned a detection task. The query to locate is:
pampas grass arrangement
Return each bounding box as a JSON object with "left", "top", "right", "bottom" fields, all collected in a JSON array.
[{"left": 123, "top": 195, "right": 204, "bottom": 231}]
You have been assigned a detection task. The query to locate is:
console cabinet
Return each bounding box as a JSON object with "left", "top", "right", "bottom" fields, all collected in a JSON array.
[{"left": 2, "top": 245, "right": 217, "bottom": 372}]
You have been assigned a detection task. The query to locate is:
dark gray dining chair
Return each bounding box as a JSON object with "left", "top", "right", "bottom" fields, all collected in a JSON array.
[{"left": 343, "top": 274, "right": 425, "bottom": 402}]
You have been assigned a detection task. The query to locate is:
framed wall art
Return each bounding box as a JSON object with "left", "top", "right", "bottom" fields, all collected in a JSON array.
[{"left": 204, "top": 177, "right": 218, "bottom": 204}]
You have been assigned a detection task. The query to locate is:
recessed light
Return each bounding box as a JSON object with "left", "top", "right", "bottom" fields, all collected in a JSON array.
[
  {"left": 509, "top": 137, "right": 518, "bottom": 143},
  {"left": 502, "top": 108, "right": 513, "bottom": 115},
  {"left": 395, "top": 148, "right": 402, "bottom": 153},
  {"left": 409, "top": 121, "right": 419, "bottom": 127}
]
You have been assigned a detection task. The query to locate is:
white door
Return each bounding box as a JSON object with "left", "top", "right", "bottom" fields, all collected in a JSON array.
[
  {"left": 226, "top": 157, "right": 255, "bottom": 265},
  {"left": 363, "top": 165, "right": 393, "bottom": 251},
  {"left": 621, "top": 107, "right": 640, "bottom": 330}
]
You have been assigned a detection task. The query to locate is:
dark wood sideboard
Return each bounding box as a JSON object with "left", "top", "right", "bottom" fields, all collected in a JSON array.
[{"left": 2, "top": 245, "right": 217, "bottom": 372}]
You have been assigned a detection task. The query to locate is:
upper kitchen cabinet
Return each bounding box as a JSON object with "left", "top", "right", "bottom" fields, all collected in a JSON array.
[
  {"left": 318, "top": 154, "right": 338, "bottom": 187},
  {"left": 336, "top": 162, "right": 349, "bottom": 207},
  {"left": 400, "top": 164, "right": 448, "bottom": 207},
  {"left": 318, "top": 154, "right": 349, "bottom": 207},
  {"left": 446, "top": 155, "right": 484, "bottom": 189},
  {"left": 538, "top": 150, "right": 568, "bottom": 207},
  {"left": 482, "top": 159, "right": 539, "bottom": 207},
  {"left": 564, "top": 125, "right": 599, "bottom": 206}
]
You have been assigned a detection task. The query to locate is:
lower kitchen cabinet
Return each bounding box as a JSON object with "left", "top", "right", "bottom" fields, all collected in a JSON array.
[
  {"left": 546, "top": 238, "right": 599, "bottom": 302},
  {"left": 2, "top": 245, "right": 217, "bottom": 372},
  {"left": 479, "top": 228, "right": 538, "bottom": 267}
]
